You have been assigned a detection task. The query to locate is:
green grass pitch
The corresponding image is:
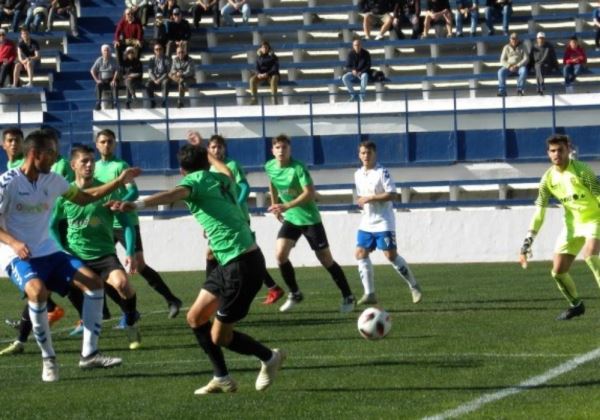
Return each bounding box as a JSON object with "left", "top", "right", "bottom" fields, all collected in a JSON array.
[{"left": 2, "top": 261, "right": 600, "bottom": 419}]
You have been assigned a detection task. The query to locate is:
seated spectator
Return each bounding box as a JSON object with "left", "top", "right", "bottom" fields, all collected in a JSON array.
[
  {"left": 529, "top": 32, "right": 558, "bottom": 95},
  {"left": 114, "top": 8, "right": 143, "bottom": 66},
  {"left": 359, "top": 0, "right": 391, "bottom": 40},
  {"left": 563, "top": 35, "right": 587, "bottom": 94},
  {"left": 191, "top": 0, "right": 219, "bottom": 29},
  {"left": 594, "top": 2, "right": 600, "bottom": 52},
  {"left": 120, "top": 45, "right": 143, "bottom": 108},
  {"left": 90, "top": 44, "right": 119, "bottom": 110},
  {"left": 23, "top": 0, "right": 49, "bottom": 32},
  {"left": 126, "top": 0, "right": 150, "bottom": 27},
  {"left": 380, "top": 0, "right": 420, "bottom": 40},
  {"left": 497, "top": 32, "right": 528, "bottom": 96},
  {"left": 160, "top": 0, "right": 178, "bottom": 19},
  {"left": 221, "top": 0, "right": 250, "bottom": 26},
  {"left": 46, "top": 0, "right": 78, "bottom": 36},
  {"left": 166, "top": 7, "right": 190, "bottom": 56},
  {"left": 422, "top": 0, "right": 452, "bottom": 38},
  {"left": 168, "top": 46, "right": 195, "bottom": 108},
  {"left": 249, "top": 41, "right": 279, "bottom": 105},
  {"left": 454, "top": 0, "right": 479, "bottom": 37},
  {"left": 12, "top": 26, "right": 39, "bottom": 87},
  {"left": 145, "top": 42, "right": 171, "bottom": 108},
  {"left": 484, "top": 0, "right": 511, "bottom": 36},
  {"left": 0, "top": 28, "right": 16, "bottom": 87},
  {"left": 341, "top": 38, "right": 371, "bottom": 102},
  {"left": 0, "top": 0, "right": 27, "bottom": 33},
  {"left": 153, "top": 11, "right": 168, "bottom": 49}
]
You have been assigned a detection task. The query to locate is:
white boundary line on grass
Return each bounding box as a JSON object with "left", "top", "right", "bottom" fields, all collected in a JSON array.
[{"left": 423, "top": 346, "right": 600, "bottom": 420}]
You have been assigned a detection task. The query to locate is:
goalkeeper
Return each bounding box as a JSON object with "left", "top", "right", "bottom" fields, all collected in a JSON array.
[{"left": 520, "top": 134, "right": 600, "bottom": 320}]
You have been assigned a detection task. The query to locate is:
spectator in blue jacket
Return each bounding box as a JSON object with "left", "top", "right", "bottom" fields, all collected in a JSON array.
[
  {"left": 341, "top": 38, "right": 371, "bottom": 102},
  {"left": 455, "top": 0, "right": 479, "bottom": 37},
  {"left": 249, "top": 41, "right": 280, "bottom": 105}
]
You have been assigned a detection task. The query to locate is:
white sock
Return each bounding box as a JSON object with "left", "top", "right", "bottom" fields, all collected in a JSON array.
[
  {"left": 28, "top": 301, "right": 55, "bottom": 359},
  {"left": 392, "top": 254, "right": 418, "bottom": 289},
  {"left": 357, "top": 257, "right": 375, "bottom": 295},
  {"left": 82, "top": 289, "right": 104, "bottom": 358}
]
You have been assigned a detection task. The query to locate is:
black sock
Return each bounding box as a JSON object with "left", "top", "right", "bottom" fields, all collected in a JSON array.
[
  {"left": 105, "top": 284, "right": 124, "bottom": 308},
  {"left": 225, "top": 331, "right": 272, "bottom": 362},
  {"left": 122, "top": 294, "right": 138, "bottom": 326},
  {"left": 192, "top": 323, "right": 228, "bottom": 377},
  {"left": 68, "top": 287, "right": 84, "bottom": 318},
  {"left": 326, "top": 262, "right": 353, "bottom": 297},
  {"left": 139, "top": 265, "right": 179, "bottom": 303},
  {"left": 279, "top": 260, "right": 299, "bottom": 293},
  {"left": 47, "top": 297, "right": 57, "bottom": 312},
  {"left": 18, "top": 304, "right": 32, "bottom": 343},
  {"left": 205, "top": 258, "right": 218, "bottom": 280},
  {"left": 263, "top": 270, "right": 277, "bottom": 288}
]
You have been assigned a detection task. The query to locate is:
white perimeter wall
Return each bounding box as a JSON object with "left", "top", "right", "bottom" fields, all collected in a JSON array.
[{"left": 134, "top": 207, "right": 564, "bottom": 271}]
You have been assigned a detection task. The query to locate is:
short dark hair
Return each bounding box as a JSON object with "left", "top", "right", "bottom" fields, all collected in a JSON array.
[
  {"left": 96, "top": 129, "right": 116, "bottom": 142},
  {"left": 208, "top": 134, "right": 226, "bottom": 148},
  {"left": 2, "top": 127, "right": 23, "bottom": 141},
  {"left": 70, "top": 143, "right": 95, "bottom": 160},
  {"left": 39, "top": 126, "right": 60, "bottom": 143},
  {"left": 546, "top": 134, "right": 571, "bottom": 148},
  {"left": 359, "top": 140, "right": 376, "bottom": 152},
  {"left": 261, "top": 40, "right": 271, "bottom": 49},
  {"left": 272, "top": 134, "right": 290, "bottom": 146},
  {"left": 23, "top": 130, "right": 57, "bottom": 156},
  {"left": 178, "top": 144, "right": 209, "bottom": 172}
]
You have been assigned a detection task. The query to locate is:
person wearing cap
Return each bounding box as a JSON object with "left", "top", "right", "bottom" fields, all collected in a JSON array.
[
  {"left": 120, "top": 45, "right": 143, "bottom": 109},
  {"left": 497, "top": 32, "right": 528, "bottom": 96},
  {"left": 165, "top": 6, "right": 190, "bottom": 57},
  {"left": 0, "top": 28, "right": 17, "bottom": 87},
  {"left": 47, "top": 0, "right": 78, "bottom": 37},
  {"left": 484, "top": 0, "right": 511, "bottom": 36},
  {"left": 0, "top": 0, "right": 27, "bottom": 33},
  {"left": 125, "top": 0, "right": 150, "bottom": 26},
  {"left": 191, "top": 0, "right": 219, "bottom": 29},
  {"left": 168, "top": 45, "right": 195, "bottom": 108},
  {"left": 145, "top": 42, "right": 171, "bottom": 108},
  {"left": 90, "top": 44, "right": 119, "bottom": 110},
  {"left": 529, "top": 32, "right": 558, "bottom": 95},
  {"left": 12, "top": 26, "right": 40, "bottom": 87},
  {"left": 114, "top": 7, "right": 143, "bottom": 66},
  {"left": 563, "top": 36, "right": 587, "bottom": 94},
  {"left": 221, "top": 0, "right": 250, "bottom": 26},
  {"left": 153, "top": 10, "right": 168, "bottom": 49},
  {"left": 249, "top": 40, "right": 279, "bottom": 105}
]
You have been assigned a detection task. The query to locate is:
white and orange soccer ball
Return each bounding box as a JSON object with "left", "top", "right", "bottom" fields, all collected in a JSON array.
[{"left": 357, "top": 307, "right": 391, "bottom": 340}]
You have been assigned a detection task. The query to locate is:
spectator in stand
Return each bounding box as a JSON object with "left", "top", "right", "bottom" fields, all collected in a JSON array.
[
  {"left": 46, "top": 0, "right": 78, "bottom": 36},
  {"left": 153, "top": 11, "right": 168, "bottom": 49},
  {"left": 120, "top": 45, "right": 143, "bottom": 109},
  {"left": 191, "top": 0, "right": 219, "bottom": 29},
  {"left": 529, "top": 32, "right": 558, "bottom": 95},
  {"left": 0, "top": 0, "right": 27, "bottom": 33},
  {"left": 160, "top": 0, "right": 178, "bottom": 19},
  {"left": 454, "top": 0, "right": 479, "bottom": 37},
  {"left": 359, "top": 0, "right": 391, "bottom": 40},
  {"left": 341, "top": 38, "right": 371, "bottom": 102},
  {"left": 497, "top": 32, "right": 528, "bottom": 97},
  {"left": 166, "top": 7, "right": 190, "bottom": 56},
  {"left": 0, "top": 28, "right": 16, "bottom": 87},
  {"left": 169, "top": 45, "right": 195, "bottom": 108},
  {"left": 593, "top": 3, "right": 600, "bottom": 52},
  {"left": 422, "top": 0, "right": 452, "bottom": 38},
  {"left": 249, "top": 41, "right": 279, "bottom": 105},
  {"left": 380, "top": 0, "right": 420, "bottom": 40},
  {"left": 90, "top": 44, "right": 119, "bottom": 110},
  {"left": 146, "top": 42, "right": 171, "bottom": 108},
  {"left": 12, "top": 26, "right": 39, "bottom": 87},
  {"left": 23, "top": 0, "right": 49, "bottom": 32},
  {"left": 563, "top": 35, "right": 587, "bottom": 94},
  {"left": 126, "top": 0, "right": 150, "bottom": 27},
  {"left": 221, "top": 0, "right": 250, "bottom": 26},
  {"left": 114, "top": 8, "right": 143, "bottom": 66},
  {"left": 484, "top": 0, "right": 511, "bottom": 36}
]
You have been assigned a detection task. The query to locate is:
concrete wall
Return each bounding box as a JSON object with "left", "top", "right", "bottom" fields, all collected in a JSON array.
[{"left": 134, "top": 207, "right": 564, "bottom": 271}]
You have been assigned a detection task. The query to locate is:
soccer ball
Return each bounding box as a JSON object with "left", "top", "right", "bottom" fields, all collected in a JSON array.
[{"left": 357, "top": 307, "right": 391, "bottom": 340}]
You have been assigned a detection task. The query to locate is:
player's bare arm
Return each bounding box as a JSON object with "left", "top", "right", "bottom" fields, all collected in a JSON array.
[
  {"left": 116, "top": 186, "right": 191, "bottom": 212},
  {"left": 0, "top": 227, "right": 30, "bottom": 259},
  {"left": 207, "top": 152, "right": 233, "bottom": 179},
  {"left": 68, "top": 167, "right": 142, "bottom": 205}
]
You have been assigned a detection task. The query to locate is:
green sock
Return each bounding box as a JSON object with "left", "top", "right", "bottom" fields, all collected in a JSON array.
[
  {"left": 585, "top": 255, "right": 600, "bottom": 289},
  {"left": 551, "top": 271, "right": 580, "bottom": 306}
]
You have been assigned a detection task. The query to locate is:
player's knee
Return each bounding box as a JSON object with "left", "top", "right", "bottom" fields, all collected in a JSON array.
[
  {"left": 355, "top": 248, "right": 368, "bottom": 260},
  {"left": 24, "top": 279, "right": 49, "bottom": 302}
]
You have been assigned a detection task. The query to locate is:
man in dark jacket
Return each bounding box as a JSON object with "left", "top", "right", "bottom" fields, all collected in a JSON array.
[
  {"left": 146, "top": 42, "right": 171, "bottom": 108},
  {"left": 121, "top": 46, "right": 143, "bottom": 108},
  {"left": 529, "top": 32, "right": 558, "bottom": 95},
  {"left": 166, "top": 7, "right": 190, "bottom": 57},
  {"left": 341, "top": 38, "right": 371, "bottom": 102},
  {"left": 0, "top": 0, "right": 26, "bottom": 32},
  {"left": 249, "top": 41, "right": 279, "bottom": 105}
]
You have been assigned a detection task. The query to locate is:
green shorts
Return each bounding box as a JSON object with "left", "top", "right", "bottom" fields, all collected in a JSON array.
[{"left": 554, "top": 220, "right": 600, "bottom": 255}]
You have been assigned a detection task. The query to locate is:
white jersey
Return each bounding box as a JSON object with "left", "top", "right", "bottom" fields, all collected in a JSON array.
[
  {"left": 354, "top": 164, "right": 396, "bottom": 232},
  {"left": 0, "top": 168, "right": 71, "bottom": 270}
]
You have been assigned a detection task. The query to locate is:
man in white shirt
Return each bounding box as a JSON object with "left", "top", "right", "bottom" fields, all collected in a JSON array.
[
  {"left": 0, "top": 129, "right": 139, "bottom": 382},
  {"left": 353, "top": 140, "right": 422, "bottom": 305}
]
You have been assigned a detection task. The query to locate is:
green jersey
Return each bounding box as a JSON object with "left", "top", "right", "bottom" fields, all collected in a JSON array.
[
  {"left": 531, "top": 159, "right": 600, "bottom": 231},
  {"left": 53, "top": 180, "right": 132, "bottom": 260},
  {"left": 210, "top": 158, "right": 250, "bottom": 223},
  {"left": 95, "top": 156, "right": 139, "bottom": 227},
  {"left": 264, "top": 157, "right": 321, "bottom": 226},
  {"left": 51, "top": 155, "right": 75, "bottom": 182},
  {"left": 6, "top": 157, "right": 24, "bottom": 170},
  {"left": 179, "top": 170, "right": 254, "bottom": 265}
]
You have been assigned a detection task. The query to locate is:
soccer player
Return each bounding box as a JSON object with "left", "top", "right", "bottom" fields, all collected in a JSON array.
[
  {"left": 520, "top": 134, "right": 600, "bottom": 320},
  {"left": 113, "top": 144, "right": 285, "bottom": 395},
  {"left": 188, "top": 131, "right": 285, "bottom": 305},
  {"left": 0, "top": 129, "right": 137, "bottom": 381},
  {"left": 265, "top": 134, "right": 356, "bottom": 313},
  {"left": 2, "top": 127, "right": 25, "bottom": 169},
  {"left": 50, "top": 144, "right": 141, "bottom": 350},
  {"left": 94, "top": 129, "right": 182, "bottom": 319},
  {"left": 354, "top": 140, "right": 422, "bottom": 305}
]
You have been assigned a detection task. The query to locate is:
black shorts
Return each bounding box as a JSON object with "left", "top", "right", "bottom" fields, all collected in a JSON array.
[
  {"left": 84, "top": 254, "right": 125, "bottom": 280},
  {"left": 114, "top": 225, "right": 143, "bottom": 253},
  {"left": 277, "top": 221, "right": 329, "bottom": 251},
  {"left": 203, "top": 248, "right": 266, "bottom": 324}
]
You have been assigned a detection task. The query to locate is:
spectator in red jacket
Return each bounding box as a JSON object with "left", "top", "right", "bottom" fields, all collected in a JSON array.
[
  {"left": 563, "top": 35, "right": 587, "bottom": 93},
  {"left": 114, "top": 8, "right": 143, "bottom": 65},
  {"left": 0, "top": 28, "right": 17, "bottom": 87}
]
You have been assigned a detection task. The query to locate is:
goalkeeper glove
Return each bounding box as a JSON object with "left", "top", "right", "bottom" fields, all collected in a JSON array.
[{"left": 520, "top": 236, "right": 534, "bottom": 258}]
